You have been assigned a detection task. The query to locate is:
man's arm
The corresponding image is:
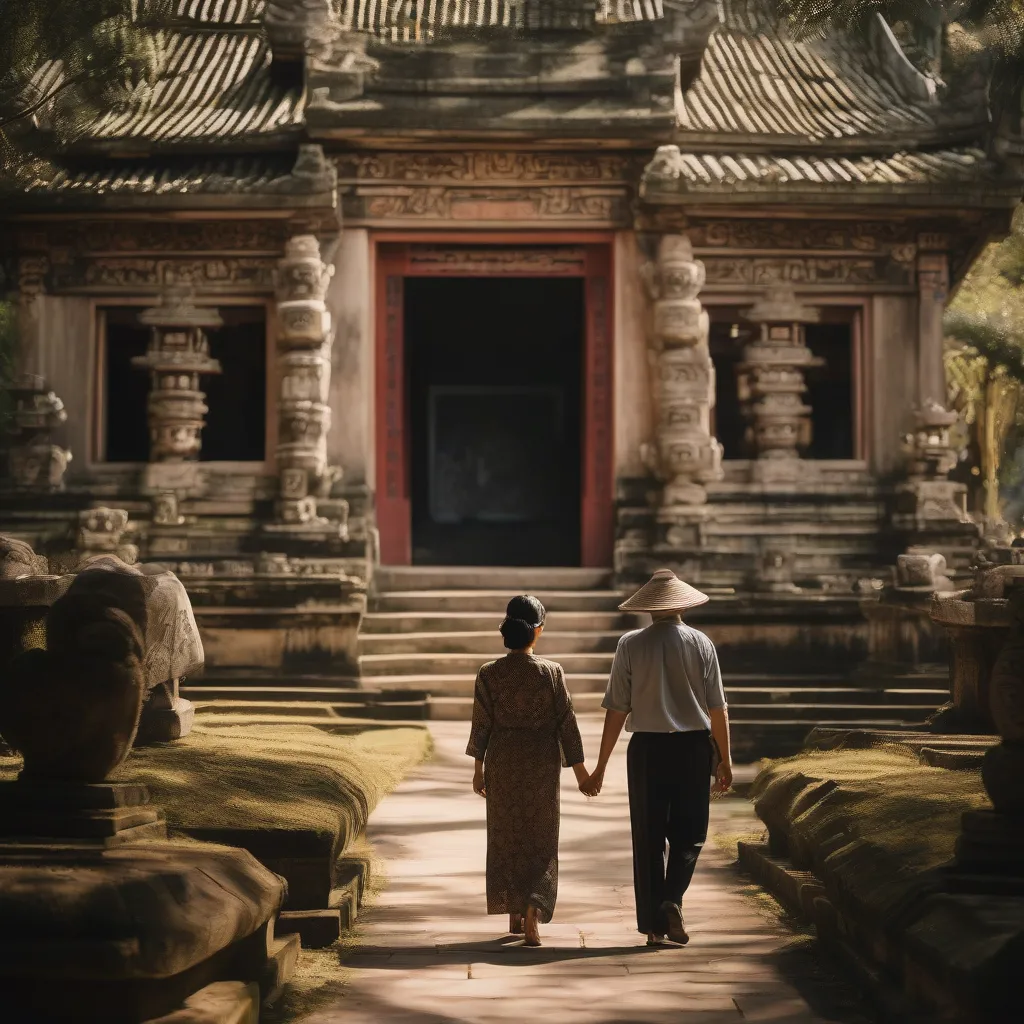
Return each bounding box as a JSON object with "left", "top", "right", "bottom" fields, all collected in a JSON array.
[
  {"left": 709, "top": 706, "right": 733, "bottom": 792},
  {"left": 584, "top": 637, "right": 631, "bottom": 795},
  {"left": 583, "top": 709, "right": 627, "bottom": 796}
]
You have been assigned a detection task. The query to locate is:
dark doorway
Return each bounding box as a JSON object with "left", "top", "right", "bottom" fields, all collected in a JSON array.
[
  {"left": 405, "top": 276, "right": 584, "bottom": 566},
  {"left": 804, "top": 320, "right": 855, "bottom": 459},
  {"left": 102, "top": 305, "right": 266, "bottom": 462}
]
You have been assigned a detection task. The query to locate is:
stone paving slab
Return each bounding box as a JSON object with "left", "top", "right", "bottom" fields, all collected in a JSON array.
[{"left": 301, "top": 719, "right": 874, "bottom": 1024}]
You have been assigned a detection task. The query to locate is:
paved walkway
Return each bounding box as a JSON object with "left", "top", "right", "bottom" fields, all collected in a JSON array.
[{"left": 307, "top": 720, "right": 873, "bottom": 1024}]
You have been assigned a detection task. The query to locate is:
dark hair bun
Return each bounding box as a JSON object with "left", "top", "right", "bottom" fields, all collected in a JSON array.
[{"left": 499, "top": 595, "right": 546, "bottom": 650}]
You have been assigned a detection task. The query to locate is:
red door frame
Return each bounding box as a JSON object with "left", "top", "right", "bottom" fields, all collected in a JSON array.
[{"left": 374, "top": 234, "right": 615, "bottom": 567}]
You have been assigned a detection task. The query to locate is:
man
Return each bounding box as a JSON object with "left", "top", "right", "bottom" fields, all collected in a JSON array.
[{"left": 583, "top": 569, "right": 733, "bottom": 947}]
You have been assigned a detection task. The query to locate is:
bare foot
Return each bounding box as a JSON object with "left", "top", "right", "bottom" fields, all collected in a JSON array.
[
  {"left": 524, "top": 905, "right": 542, "bottom": 947},
  {"left": 646, "top": 932, "right": 666, "bottom": 946},
  {"left": 509, "top": 914, "right": 524, "bottom": 935}
]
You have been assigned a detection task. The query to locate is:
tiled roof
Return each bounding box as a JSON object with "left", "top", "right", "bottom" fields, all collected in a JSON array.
[
  {"left": 18, "top": 157, "right": 298, "bottom": 195},
  {"left": 6, "top": 148, "right": 338, "bottom": 207},
  {"left": 171, "top": 0, "right": 265, "bottom": 23},
  {"left": 677, "top": 0, "right": 940, "bottom": 142},
  {"left": 641, "top": 145, "right": 1020, "bottom": 204},
  {"left": 333, "top": 0, "right": 662, "bottom": 40},
  {"left": 89, "top": 29, "right": 303, "bottom": 142}
]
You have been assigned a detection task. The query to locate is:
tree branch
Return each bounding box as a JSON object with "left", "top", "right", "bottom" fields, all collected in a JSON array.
[{"left": 0, "top": 70, "right": 94, "bottom": 132}]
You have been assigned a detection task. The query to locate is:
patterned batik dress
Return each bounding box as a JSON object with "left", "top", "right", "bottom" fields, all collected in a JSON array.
[{"left": 466, "top": 652, "right": 586, "bottom": 924}]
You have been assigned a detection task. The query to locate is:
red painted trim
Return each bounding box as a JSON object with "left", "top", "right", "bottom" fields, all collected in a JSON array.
[
  {"left": 582, "top": 246, "right": 615, "bottom": 568},
  {"left": 375, "top": 249, "right": 411, "bottom": 564},
  {"left": 373, "top": 238, "right": 616, "bottom": 568}
]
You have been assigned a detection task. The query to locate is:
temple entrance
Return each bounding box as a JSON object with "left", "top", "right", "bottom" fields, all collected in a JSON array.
[
  {"left": 406, "top": 277, "right": 583, "bottom": 566},
  {"left": 375, "top": 241, "right": 614, "bottom": 567}
]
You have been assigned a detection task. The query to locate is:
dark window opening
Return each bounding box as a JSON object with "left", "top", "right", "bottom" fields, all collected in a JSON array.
[
  {"left": 102, "top": 305, "right": 267, "bottom": 463},
  {"left": 707, "top": 306, "right": 857, "bottom": 461},
  {"left": 405, "top": 275, "right": 584, "bottom": 567},
  {"left": 804, "top": 320, "right": 855, "bottom": 459}
]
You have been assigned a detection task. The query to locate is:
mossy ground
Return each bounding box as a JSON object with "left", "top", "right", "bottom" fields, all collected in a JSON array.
[{"left": 0, "top": 720, "right": 432, "bottom": 844}]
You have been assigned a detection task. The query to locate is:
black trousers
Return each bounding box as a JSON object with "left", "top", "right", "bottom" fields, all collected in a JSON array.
[{"left": 626, "top": 730, "right": 713, "bottom": 935}]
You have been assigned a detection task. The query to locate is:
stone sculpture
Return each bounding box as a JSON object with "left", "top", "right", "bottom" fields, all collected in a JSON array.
[
  {"left": 0, "top": 536, "right": 48, "bottom": 578},
  {"left": 642, "top": 233, "right": 722, "bottom": 507},
  {"left": 132, "top": 287, "right": 222, "bottom": 498},
  {"left": 0, "top": 566, "right": 148, "bottom": 782},
  {"left": 739, "top": 287, "right": 823, "bottom": 483},
  {"left": 269, "top": 234, "right": 349, "bottom": 535},
  {"left": 3, "top": 374, "right": 72, "bottom": 491}
]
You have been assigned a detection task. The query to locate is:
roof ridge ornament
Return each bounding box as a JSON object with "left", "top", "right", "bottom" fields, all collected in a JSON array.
[{"left": 264, "top": 0, "right": 339, "bottom": 61}]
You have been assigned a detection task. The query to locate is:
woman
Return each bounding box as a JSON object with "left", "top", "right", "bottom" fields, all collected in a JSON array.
[{"left": 466, "top": 595, "right": 590, "bottom": 947}]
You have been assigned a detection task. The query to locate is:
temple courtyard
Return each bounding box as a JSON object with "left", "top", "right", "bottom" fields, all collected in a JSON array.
[{"left": 284, "top": 720, "right": 873, "bottom": 1024}]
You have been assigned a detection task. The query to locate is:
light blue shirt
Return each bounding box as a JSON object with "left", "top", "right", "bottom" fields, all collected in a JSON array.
[{"left": 602, "top": 620, "right": 727, "bottom": 733}]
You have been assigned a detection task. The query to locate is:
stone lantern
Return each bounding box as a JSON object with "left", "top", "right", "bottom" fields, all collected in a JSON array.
[
  {"left": 3, "top": 374, "right": 72, "bottom": 491},
  {"left": 739, "top": 287, "right": 823, "bottom": 484},
  {"left": 132, "top": 287, "right": 222, "bottom": 477}
]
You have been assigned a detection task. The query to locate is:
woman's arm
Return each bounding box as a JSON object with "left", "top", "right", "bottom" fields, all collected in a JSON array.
[
  {"left": 466, "top": 670, "right": 492, "bottom": 795},
  {"left": 473, "top": 758, "right": 486, "bottom": 797}
]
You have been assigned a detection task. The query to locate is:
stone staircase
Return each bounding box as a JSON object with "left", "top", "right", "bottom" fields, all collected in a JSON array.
[{"left": 360, "top": 567, "right": 949, "bottom": 758}]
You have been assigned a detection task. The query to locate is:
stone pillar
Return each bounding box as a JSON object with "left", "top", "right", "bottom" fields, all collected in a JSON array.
[
  {"left": 268, "top": 235, "right": 348, "bottom": 537},
  {"left": 3, "top": 375, "right": 71, "bottom": 491},
  {"left": 15, "top": 256, "right": 48, "bottom": 378},
  {"left": 739, "top": 287, "right": 823, "bottom": 484},
  {"left": 642, "top": 234, "right": 722, "bottom": 508},
  {"left": 916, "top": 245, "right": 949, "bottom": 410},
  {"left": 132, "top": 288, "right": 222, "bottom": 496}
]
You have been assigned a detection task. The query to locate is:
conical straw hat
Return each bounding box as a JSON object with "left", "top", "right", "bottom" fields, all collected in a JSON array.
[{"left": 619, "top": 569, "right": 709, "bottom": 613}]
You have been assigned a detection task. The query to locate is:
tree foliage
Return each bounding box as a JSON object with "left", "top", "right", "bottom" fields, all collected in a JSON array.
[
  {"left": 0, "top": 0, "right": 170, "bottom": 176},
  {"left": 944, "top": 215, "right": 1024, "bottom": 525}
]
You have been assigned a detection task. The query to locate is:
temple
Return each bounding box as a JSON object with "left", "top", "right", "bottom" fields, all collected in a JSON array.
[{"left": 2, "top": 0, "right": 1021, "bottom": 718}]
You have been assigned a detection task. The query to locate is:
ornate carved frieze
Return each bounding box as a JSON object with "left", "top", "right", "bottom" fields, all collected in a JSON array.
[
  {"left": 405, "top": 246, "right": 588, "bottom": 275},
  {"left": 701, "top": 256, "right": 905, "bottom": 287},
  {"left": 50, "top": 257, "right": 277, "bottom": 294},
  {"left": 346, "top": 187, "right": 627, "bottom": 226},
  {"left": 132, "top": 288, "right": 223, "bottom": 464},
  {"left": 28, "top": 220, "right": 287, "bottom": 256},
  {"left": 642, "top": 234, "right": 722, "bottom": 508},
  {"left": 338, "top": 152, "right": 634, "bottom": 183},
  {"left": 269, "top": 235, "right": 348, "bottom": 536},
  {"left": 739, "top": 287, "right": 823, "bottom": 483}
]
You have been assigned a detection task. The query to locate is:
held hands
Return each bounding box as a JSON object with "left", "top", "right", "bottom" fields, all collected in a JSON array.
[{"left": 580, "top": 765, "right": 605, "bottom": 797}]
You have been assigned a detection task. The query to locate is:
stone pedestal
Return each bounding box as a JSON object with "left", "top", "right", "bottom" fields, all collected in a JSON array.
[
  {"left": 739, "top": 287, "right": 823, "bottom": 484},
  {"left": 0, "top": 780, "right": 286, "bottom": 1023},
  {"left": 3, "top": 374, "right": 72, "bottom": 491},
  {"left": 133, "top": 288, "right": 222, "bottom": 473},
  {"left": 951, "top": 588, "right": 1024, "bottom": 888},
  {"left": 137, "top": 680, "right": 195, "bottom": 745}
]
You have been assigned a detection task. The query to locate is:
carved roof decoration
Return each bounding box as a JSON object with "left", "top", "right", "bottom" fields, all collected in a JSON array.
[
  {"left": 640, "top": 145, "right": 1021, "bottom": 207},
  {"left": 677, "top": 0, "right": 946, "bottom": 144}
]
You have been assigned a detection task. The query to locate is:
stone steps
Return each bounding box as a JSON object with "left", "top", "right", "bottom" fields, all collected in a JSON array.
[
  {"left": 362, "top": 610, "right": 631, "bottom": 634},
  {"left": 372, "top": 589, "right": 623, "bottom": 612},
  {"left": 358, "top": 629, "right": 622, "bottom": 655}
]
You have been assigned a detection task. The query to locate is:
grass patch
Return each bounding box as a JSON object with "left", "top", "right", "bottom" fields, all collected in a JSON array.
[
  {"left": 754, "top": 746, "right": 990, "bottom": 922},
  {"left": 0, "top": 722, "right": 432, "bottom": 854}
]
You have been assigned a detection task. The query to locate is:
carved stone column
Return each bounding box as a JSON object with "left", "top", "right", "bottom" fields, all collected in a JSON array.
[
  {"left": 643, "top": 234, "right": 722, "bottom": 508},
  {"left": 3, "top": 375, "right": 72, "bottom": 491},
  {"left": 132, "top": 288, "right": 222, "bottom": 495},
  {"left": 739, "top": 287, "right": 822, "bottom": 484},
  {"left": 268, "top": 235, "right": 347, "bottom": 537}
]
